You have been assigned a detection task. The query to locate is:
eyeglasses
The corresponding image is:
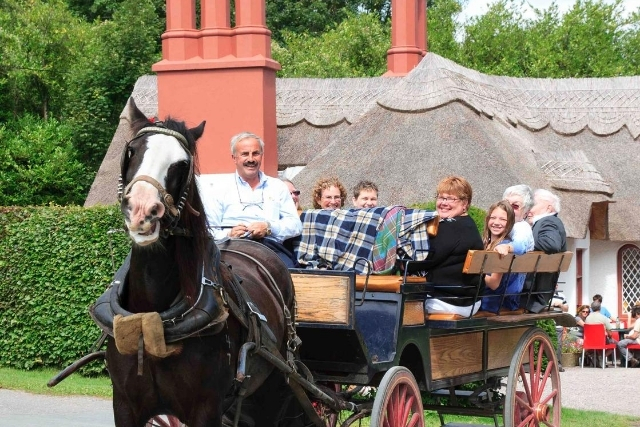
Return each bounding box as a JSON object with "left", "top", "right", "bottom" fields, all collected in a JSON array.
[
  {"left": 290, "top": 190, "right": 300, "bottom": 196},
  {"left": 436, "top": 196, "right": 461, "bottom": 203},
  {"left": 510, "top": 203, "right": 522, "bottom": 210},
  {"left": 236, "top": 180, "right": 264, "bottom": 210},
  {"left": 581, "top": 310, "right": 590, "bottom": 313}
]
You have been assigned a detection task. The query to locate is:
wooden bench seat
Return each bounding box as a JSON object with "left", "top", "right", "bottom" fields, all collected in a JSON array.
[
  {"left": 354, "top": 274, "right": 426, "bottom": 292},
  {"left": 291, "top": 250, "right": 573, "bottom": 326},
  {"left": 424, "top": 308, "right": 525, "bottom": 321},
  {"left": 424, "top": 250, "right": 572, "bottom": 321}
]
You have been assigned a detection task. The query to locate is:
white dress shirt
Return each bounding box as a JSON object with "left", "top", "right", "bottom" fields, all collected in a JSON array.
[{"left": 201, "top": 172, "right": 301, "bottom": 243}]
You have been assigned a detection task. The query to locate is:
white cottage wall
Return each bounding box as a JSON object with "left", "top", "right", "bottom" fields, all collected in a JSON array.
[{"left": 590, "top": 240, "right": 624, "bottom": 318}]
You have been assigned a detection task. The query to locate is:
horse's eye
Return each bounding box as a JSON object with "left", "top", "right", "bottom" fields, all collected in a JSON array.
[{"left": 127, "top": 148, "right": 134, "bottom": 159}]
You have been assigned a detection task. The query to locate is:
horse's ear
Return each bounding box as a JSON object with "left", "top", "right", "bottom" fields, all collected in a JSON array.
[
  {"left": 125, "top": 97, "right": 148, "bottom": 125},
  {"left": 189, "top": 121, "right": 206, "bottom": 141}
]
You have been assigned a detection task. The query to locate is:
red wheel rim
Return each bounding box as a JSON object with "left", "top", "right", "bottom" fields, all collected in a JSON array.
[
  {"left": 510, "top": 333, "right": 560, "bottom": 427},
  {"left": 383, "top": 383, "right": 423, "bottom": 427}
]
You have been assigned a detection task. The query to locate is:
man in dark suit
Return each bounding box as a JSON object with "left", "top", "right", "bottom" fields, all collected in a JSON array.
[{"left": 521, "top": 189, "right": 567, "bottom": 313}]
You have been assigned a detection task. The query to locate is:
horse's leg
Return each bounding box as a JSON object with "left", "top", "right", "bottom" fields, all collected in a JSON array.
[
  {"left": 112, "top": 395, "right": 148, "bottom": 427},
  {"left": 242, "top": 370, "right": 308, "bottom": 427}
]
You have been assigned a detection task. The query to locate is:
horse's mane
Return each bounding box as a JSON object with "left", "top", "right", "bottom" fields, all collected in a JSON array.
[{"left": 134, "top": 116, "right": 209, "bottom": 303}]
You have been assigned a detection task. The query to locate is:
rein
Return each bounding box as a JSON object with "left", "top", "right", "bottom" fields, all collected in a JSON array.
[{"left": 118, "top": 124, "right": 199, "bottom": 237}]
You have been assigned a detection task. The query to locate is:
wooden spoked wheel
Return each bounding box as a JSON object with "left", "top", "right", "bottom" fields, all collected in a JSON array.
[
  {"left": 504, "top": 327, "right": 561, "bottom": 427},
  {"left": 370, "top": 366, "right": 425, "bottom": 427},
  {"left": 146, "top": 415, "right": 185, "bottom": 427}
]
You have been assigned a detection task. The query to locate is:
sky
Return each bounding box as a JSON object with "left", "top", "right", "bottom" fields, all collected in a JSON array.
[{"left": 458, "top": 0, "right": 640, "bottom": 22}]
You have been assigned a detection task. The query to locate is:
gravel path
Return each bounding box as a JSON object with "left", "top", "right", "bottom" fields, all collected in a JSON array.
[{"left": 0, "top": 364, "right": 638, "bottom": 426}]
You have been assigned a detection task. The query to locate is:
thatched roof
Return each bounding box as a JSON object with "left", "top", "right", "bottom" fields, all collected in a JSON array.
[{"left": 85, "top": 53, "right": 640, "bottom": 241}]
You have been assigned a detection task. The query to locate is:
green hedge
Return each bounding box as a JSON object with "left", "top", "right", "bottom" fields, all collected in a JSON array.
[{"left": 0, "top": 205, "right": 129, "bottom": 373}]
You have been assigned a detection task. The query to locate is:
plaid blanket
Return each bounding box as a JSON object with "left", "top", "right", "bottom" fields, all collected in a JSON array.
[
  {"left": 292, "top": 206, "right": 436, "bottom": 274},
  {"left": 372, "top": 206, "right": 403, "bottom": 273},
  {"left": 399, "top": 208, "right": 437, "bottom": 261}
]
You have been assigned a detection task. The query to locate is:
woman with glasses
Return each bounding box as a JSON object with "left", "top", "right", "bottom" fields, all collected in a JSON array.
[
  {"left": 312, "top": 177, "right": 347, "bottom": 209},
  {"left": 406, "top": 176, "right": 484, "bottom": 317},
  {"left": 569, "top": 304, "right": 591, "bottom": 344}
]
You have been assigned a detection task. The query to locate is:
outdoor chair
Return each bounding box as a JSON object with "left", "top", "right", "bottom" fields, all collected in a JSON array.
[
  {"left": 625, "top": 343, "right": 640, "bottom": 368},
  {"left": 581, "top": 323, "right": 617, "bottom": 369}
]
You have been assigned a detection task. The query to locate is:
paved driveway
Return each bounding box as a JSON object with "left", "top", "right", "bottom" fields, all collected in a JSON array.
[
  {"left": 0, "top": 389, "right": 113, "bottom": 426},
  {"left": 1, "top": 364, "right": 638, "bottom": 426}
]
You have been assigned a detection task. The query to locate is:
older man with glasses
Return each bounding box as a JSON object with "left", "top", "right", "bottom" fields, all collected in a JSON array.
[{"left": 203, "top": 132, "right": 302, "bottom": 267}]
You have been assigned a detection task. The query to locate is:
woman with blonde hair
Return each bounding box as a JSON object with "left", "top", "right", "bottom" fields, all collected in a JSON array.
[
  {"left": 406, "top": 176, "right": 484, "bottom": 317},
  {"left": 312, "top": 177, "right": 347, "bottom": 209}
]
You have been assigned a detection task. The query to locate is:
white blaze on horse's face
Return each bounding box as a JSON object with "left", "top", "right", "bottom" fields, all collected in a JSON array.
[{"left": 125, "top": 134, "right": 188, "bottom": 246}]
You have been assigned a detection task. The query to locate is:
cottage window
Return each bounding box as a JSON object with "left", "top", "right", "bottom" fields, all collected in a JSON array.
[{"left": 619, "top": 244, "right": 640, "bottom": 314}]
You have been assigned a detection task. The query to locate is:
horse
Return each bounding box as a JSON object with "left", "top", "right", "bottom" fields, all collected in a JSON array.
[{"left": 91, "top": 98, "right": 300, "bottom": 427}]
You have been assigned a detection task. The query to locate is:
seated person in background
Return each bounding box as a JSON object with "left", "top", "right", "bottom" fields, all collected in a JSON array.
[
  {"left": 408, "top": 176, "right": 484, "bottom": 317},
  {"left": 204, "top": 132, "right": 302, "bottom": 267},
  {"left": 585, "top": 300, "right": 617, "bottom": 366},
  {"left": 480, "top": 201, "right": 525, "bottom": 312},
  {"left": 617, "top": 305, "right": 640, "bottom": 367},
  {"left": 593, "top": 294, "right": 615, "bottom": 321},
  {"left": 569, "top": 304, "right": 590, "bottom": 344},
  {"left": 312, "top": 177, "right": 347, "bottom": 209},
  {"left": 628, "top": 302, "right": 640, "bottom": 329},
  {"left": 281, "top": 178, "right": 301, "bottom": 213},
  {"left": 352, "top": 180, "right": 379, "bottom": 208}
]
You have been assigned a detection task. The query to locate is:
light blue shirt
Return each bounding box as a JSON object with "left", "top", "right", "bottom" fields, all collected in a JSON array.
[
  {"left": 510, "top": 220, "right": 534, "bottom": 254},
  {"left": 201, "top": 172, "right": 302, "bottom": 243},
  {"left": 601, "top": 306, "right": 613, "bottom": 319}
]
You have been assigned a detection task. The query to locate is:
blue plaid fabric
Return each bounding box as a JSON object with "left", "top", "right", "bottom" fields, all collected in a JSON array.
[
  {"left": 292, "top": 206, "right": 436, "bottom": 274},
  {"left": 399, "top": 208, "right": 438, "bottom": 260}
]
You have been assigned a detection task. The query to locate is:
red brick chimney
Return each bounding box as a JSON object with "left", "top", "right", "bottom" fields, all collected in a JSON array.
[
  {"left": 152, "top": 0, "right": 280, "bottom": 175},
  {"left": 384, "top": 0, "right": 427, "bottom": 77}
]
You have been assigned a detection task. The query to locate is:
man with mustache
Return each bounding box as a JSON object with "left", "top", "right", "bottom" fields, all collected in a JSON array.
[{"left": 203, "top": 132, "right": 302, "bottom": 267}]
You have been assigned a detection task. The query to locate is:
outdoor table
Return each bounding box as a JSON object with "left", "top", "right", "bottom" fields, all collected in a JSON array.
[{"left": 611, "top": 327, "right": 631, "bottom": 341}]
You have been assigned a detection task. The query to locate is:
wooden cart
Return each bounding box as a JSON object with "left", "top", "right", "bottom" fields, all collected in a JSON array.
[{"left": 290, "top": 249, "right": 574, "bottom": 427}]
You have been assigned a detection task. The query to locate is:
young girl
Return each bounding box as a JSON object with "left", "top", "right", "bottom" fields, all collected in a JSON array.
[{"left": 480, "top": 200, "right": 523, "bottom": 312}]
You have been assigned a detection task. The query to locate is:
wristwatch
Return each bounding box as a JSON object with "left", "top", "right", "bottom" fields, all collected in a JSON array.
[{"left": 266, "top": 221, "right": 272, "bottom": 236}]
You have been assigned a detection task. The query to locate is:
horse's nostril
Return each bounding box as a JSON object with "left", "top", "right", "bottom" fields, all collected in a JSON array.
[{"left": 151, "top": 208, "right": 157, "bottom": 217}]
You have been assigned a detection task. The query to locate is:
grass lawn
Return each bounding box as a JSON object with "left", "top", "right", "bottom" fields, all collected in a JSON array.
[
  {"left": 1, "top": 367, "right": 638, "bottom": 426},
  {"left": 0, "top": 367, "right": 112, "bottom": 398}
]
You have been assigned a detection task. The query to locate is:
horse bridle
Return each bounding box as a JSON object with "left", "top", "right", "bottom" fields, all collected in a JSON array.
[{"left": 118, "top": 124, "right": 197, "bottom": 236}]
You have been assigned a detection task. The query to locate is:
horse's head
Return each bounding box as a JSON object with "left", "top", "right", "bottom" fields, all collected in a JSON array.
[{"left": 120, "top": 98, "right": 206, "bottom": 246}]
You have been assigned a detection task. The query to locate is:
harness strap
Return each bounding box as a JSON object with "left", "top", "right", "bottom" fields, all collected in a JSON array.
[
  {"left": 219, "top": 248, "right": 300, "bottom": 362},
  {"left": 123, "top": 175, "right": 180, "bottom": 218}
]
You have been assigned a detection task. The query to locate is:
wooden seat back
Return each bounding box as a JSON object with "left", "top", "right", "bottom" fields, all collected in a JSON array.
[{"left": 462, "top": 250, "right": 573, "bottom": 275}]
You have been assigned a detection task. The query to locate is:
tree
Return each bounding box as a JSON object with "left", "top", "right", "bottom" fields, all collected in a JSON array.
[
  {"left": 63, "top": 0, "right": 162, "bottom": 169},
  {"left": 0, "top": 116, "right": 90, "bottom": 206},
  {"left": 457, "top": 0, "right": 531, "bottom": 76},
  {"left": 426, "top": 0, "right": 463, "bottom": 61},
  {"left": 0, "top": 0, "right": 87, "bottom": 120},
  {"left": 453, "top": 0, "right": 640, "bottom": 78},
  {"left": 273, "top": 12, "right": 389, "bottom": 78}
]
